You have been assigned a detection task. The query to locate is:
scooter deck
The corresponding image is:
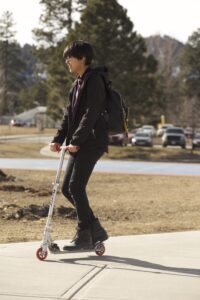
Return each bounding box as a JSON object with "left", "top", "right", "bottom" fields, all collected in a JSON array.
[
  {"left": 48, "top": 242, "right": 105, "bottom": 256},
  {"left": 49, "top": 248, "right": 96, "bottom": 254},
  {"left": 36, "top": 242, "right": 105, "bottom": 260}
]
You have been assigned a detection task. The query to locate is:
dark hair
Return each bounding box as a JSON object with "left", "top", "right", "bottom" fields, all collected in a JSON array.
[{"left": 63, "top": 41, "right": 94, "bottom": 66}]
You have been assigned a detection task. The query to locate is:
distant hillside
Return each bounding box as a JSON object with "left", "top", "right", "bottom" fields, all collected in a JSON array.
[{"left": 145, "top": 35, "right": 185, "bottom": 75}]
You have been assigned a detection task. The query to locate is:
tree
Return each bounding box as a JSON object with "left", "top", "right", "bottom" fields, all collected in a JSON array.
[
  {"left": 33, "top": 0, "right": 87, "bottom": 47},
  {"left": 145, "top": 35, "right": 186, "bottom": 124},
  {"left": 0, "top": 11, "right": 26, "bottom": 115},
  {"left": 45, "top": 41, "right": 72, "bottom": 120},
  {"left": 65, "top": 0, "right": 158, "bottom": 124},
  {"left": 32, "top": 0, "right": 88, "bottom": 73},
  {"left": 181, "top": 29, "right": 200, "bottom": 98},
  {"left": 180, "top": 29, "right": 200, "bottom": 128},
  {"left": 16, "top": 44, "right": 49, "bottom": 113},
  {"left": 34, "top": 0, "right": 158, "bottom": 124},
  {"left": 32, "top": 0, "right": 88, "bottom": 120},
  {"left": 18, "top": 78, "right": 48, "bottom": 112}
]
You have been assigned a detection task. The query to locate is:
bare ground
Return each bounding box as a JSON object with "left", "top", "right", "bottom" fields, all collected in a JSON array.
[{"left": 1, "top": 169, "right": 200, "bottom": 244}]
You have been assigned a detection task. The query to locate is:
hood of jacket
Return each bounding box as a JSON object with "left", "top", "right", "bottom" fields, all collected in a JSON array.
[{"left": 90, "top": 66, "right": 111, "bottom": 86}]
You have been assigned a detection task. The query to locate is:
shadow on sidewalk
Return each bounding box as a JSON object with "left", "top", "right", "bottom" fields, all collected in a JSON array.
[{"left": 46, "top": 255, "right": 200, "bottom": 278}]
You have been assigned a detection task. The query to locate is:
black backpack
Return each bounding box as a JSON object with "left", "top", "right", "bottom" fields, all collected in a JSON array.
[
  {"left": 85, "top": 67, "right": 129, "bottom": 135},
  {"left": 101, "top": 78, "right": 129, "bottom": 135}
]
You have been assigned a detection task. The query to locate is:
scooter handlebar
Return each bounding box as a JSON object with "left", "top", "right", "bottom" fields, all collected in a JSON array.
[{"left": 60, "top": 145, "right": 80, "bottom": 151}]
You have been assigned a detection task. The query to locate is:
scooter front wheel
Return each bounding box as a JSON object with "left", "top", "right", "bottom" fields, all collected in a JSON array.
[{"left": 36, "top": 247, "right": 48, "bottom": 261}]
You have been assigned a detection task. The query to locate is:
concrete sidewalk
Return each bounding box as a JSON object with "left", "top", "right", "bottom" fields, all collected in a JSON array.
[{"left": 0, "top": 231, "right": 200, "bottom": 300}]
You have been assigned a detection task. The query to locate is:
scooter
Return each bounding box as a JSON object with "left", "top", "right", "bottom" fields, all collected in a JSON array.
[{"left": 36, "top": 146, "right": 105, "bottom": 261}]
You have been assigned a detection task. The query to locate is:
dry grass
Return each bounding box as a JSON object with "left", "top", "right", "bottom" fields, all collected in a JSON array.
[
  {"left": 0, "top": 143, "right": 47, "bottom": 158},
  {"left": 105, "top": 145, "right": 200, "bottom": 162},
  {"left": 0, "top": 125, "right": 55, "bottom": 136},
  {"left": 1, "top": 169, "right": 200, "bottom": 244},
  {"left": 1, "top": 141, "right": 200, "bottom": 163}
]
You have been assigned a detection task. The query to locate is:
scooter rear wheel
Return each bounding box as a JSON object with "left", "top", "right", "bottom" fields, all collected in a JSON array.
[
  {"left": 94, "top": 243, "right": 105, "bottom": 256},
  {"left": 36, "top": 247, "right": 48, "bottom": 261}
]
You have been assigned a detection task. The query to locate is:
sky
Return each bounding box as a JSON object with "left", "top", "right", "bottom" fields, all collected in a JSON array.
[{"left": 0, "top": 0, "right": 200, "bottom": 45}]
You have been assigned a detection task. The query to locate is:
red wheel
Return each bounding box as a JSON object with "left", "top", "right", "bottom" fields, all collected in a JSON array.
[
  {"left": 95, "top": 243, "right": 105, "bottom": 256},
  {"left": 36, "top": 247, "right": 48, "bottom": 261}
]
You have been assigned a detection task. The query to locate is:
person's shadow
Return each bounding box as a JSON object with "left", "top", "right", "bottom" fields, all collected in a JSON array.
[{"left": 46, "top": 254, "right": 200, "bottom": 278}]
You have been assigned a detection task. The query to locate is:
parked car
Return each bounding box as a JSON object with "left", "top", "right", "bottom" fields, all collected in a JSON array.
[
  {"left": 162, "top": 127, "right": 186, "bottom": 149},
  {"left": 140, "top": 125, "right": 156, "bottom": 137},
  {"left": 13, "top": 119, "right": 28, "bottom": 127},
  {"left": 131, "top": 132, "right": 153, "bottom": 147},
  {"left": 192, "top": 133, "right": 200, "bottom": 149},
  {"left": 157, "top": 124, "right": 174, "bottom": 137},
  {"left": 109, "top": 133, "right": 128, "bottom": 146},
  {"left": 184, "top": 127, "right": 194, "bottom": 139},
  {"left": 127, "top": 132, "right": 135, "bottom": 144}
]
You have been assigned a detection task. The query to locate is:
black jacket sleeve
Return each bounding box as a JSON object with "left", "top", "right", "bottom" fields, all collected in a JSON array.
[
  {"left": 70, "top": 74, "right": 106, "bottom": 146},
  {"left": 51, "top": 109, "right": 68, "bottom": 145}
]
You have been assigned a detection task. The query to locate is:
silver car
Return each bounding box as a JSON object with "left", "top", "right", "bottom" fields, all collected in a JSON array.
[
  {"left": 192, "top": 133, "right": 200, "bottom": 149},
  {"left": 141, "top": 125, "right": 156, "bottom": 137},
  {"left": 132, "top": 132, "right": 153, "bottom": 147}
]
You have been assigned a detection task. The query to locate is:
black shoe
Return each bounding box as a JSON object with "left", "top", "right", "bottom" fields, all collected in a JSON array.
[
  {"left": 91, "top": 219, "right": 108, "bottom": 245},
  {"left": 63, "top": 228, "right": 93, "bottom": 251}
]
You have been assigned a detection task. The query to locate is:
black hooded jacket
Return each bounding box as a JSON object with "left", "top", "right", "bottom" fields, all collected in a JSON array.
[{"left": 52, "top": 67, "right": 109, "bottom": 152}]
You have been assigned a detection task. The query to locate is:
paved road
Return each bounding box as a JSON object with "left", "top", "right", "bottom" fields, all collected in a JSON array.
[{"left": 0, "top": 157, "right": 200, "bottom": 176}]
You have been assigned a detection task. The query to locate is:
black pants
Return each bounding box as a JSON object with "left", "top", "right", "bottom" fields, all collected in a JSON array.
[{"left": 61, "top": 149, "right": 104, "bottom": 230}]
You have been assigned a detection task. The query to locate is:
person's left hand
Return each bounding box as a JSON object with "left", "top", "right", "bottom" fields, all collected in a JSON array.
[{"left": 67, "top": 144, "right": 80, "bottom": 153}]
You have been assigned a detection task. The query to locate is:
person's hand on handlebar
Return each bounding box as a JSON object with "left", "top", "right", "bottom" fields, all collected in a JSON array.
[
  {"left": 50, "top": 143, "right": 80, "bottom": 153},
  {"left": 67, "top": 144, "right": 80, "bottom": 153},
  {"left": 50, "top": 143, "right": 61, "bottom": 152}
]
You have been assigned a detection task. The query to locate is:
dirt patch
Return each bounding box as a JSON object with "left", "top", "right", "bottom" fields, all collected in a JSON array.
[
  {"left": 1, "top": 169, "right": 200, "bottom": 243},
  {"left": 0, "top": 184, "right": 51, "bottom": 196},
  {"left": 0, "top": 169, "right": 16, "bottom": 182},
  {"left": 0, "top": 170, "right": 52, "bottom": 196},
  {"left": 0, "top": 171, "right": 76, "bottom": 224},
  {"left": 0, "top": 204, "right": 76, "bottom": 221}
]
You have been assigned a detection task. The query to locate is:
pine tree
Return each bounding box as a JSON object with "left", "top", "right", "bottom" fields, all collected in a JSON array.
[
  {"left": 46, "top": 40, "right": 72, "bottom": 120},
  {"left": 33, "top": 0, "right": 87, "bottom": 47},
  {"left": 180, "top": 29, "right": 200, "bottom": 128},
  {"left": 0, "top": 11, "right": 26, "bottom": 115},
  {"left": 32, "top": 0, "right": 88, "bottom": 120},
  {"left": 65, "top": 0, "right": 158, "bottom": 123},
  {"left": 17, "top": 44, "right": 49, "bottom": 113},
  {"left": 34, "top": 0, "right": 158, "bottom": 124},
  {"left": 181, "top": 29, "right": 200, "bottom": 98}
]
